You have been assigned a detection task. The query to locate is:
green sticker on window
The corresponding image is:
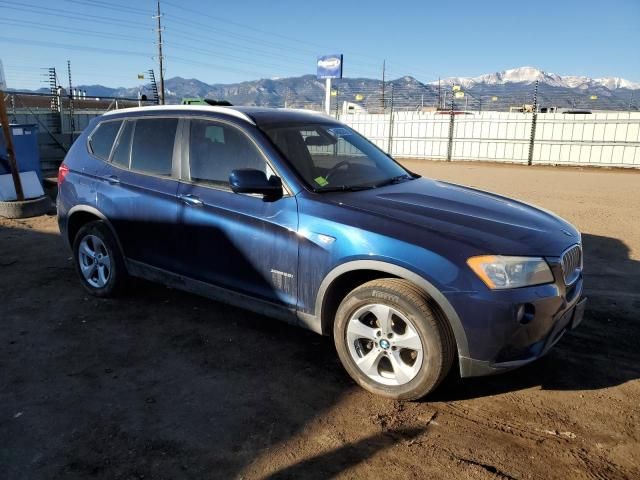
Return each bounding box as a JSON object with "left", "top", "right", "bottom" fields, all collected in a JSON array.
[{"left": 314, "top": 176, "right": 329, "bottom": 187}]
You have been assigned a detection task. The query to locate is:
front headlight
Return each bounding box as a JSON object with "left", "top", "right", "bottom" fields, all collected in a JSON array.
[{"left": 467, "top": 255, "right": 554, "bottom": 290}]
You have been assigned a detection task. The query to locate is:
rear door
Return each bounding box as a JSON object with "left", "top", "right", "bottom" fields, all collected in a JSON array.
[
  {"left": 175, "top": 117, "right": 299, "bottom": 307},
  {"left": 98, "top": 116, "right": 182, "bottom": 272}
]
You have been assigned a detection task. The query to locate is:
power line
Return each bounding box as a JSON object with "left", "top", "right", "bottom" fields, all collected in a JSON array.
[
  {"left": 0, "top": 2, "right": 145, "bottom": 30},
  {"left": 0, "top": 35, "right": 150, "bottom": 58},
  {"left": 0, "top": 18, "right": 148, "bottom": 43},
  {"left": 62, "top": 0, "right": 149, "bottom": 16},
  {"left": 160, "top": 0, "right": 438, "bottom": 80},
  {"left": 0, "top": 0, "right": 390, "bottom": 79},
  {"left": 0, "top": 0, "right": 440, "bottom": 89}
]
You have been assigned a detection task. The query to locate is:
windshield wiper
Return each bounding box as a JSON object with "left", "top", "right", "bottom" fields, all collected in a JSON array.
[
  {"left": 374, "top": 174, "right": 415, "bottom": 188},
  {"left": 314, "top": 184, "right": 377, "bottom": 193}
]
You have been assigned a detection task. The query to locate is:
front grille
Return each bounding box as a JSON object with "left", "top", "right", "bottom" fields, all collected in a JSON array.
[{"left": 561, "top": 244, "right": 582, "bottom": 285}]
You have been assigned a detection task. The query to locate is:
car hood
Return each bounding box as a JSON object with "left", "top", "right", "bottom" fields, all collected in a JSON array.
[{"left": 324, "top": 178, "right": 579, "bottom": 256}]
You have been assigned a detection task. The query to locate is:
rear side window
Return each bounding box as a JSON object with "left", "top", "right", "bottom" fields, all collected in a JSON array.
[
  {"left": 130, "top": 118, "right": 178, "bottom": 176},
  {"left": 111, "top": 121, "right": 134, "bottom": 168},
  {"left": 89, "top": 120, "right": 122, "bottom": 160}
]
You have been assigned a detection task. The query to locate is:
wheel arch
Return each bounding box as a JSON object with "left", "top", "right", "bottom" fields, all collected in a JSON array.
[
  {"left": 66, "top": 205, "right": 125, "bottom": 260},
  {"left": 315, "top": 260, "right": 470, "bottom": 360}
]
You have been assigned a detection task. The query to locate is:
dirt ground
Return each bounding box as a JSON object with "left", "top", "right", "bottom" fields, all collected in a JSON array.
[{"left": 1, "top": 161, "right": 639, "bottom": 480}]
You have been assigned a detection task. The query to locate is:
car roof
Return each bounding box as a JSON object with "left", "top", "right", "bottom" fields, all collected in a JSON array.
[
  {"left": 231, "top": 106, "right": 337, "bottom": 127},
  {"left": 101, "top": 105, "right": 337, "bottom": 128}
]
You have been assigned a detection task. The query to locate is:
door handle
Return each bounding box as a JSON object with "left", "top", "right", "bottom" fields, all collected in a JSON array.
[
  {"left": 107, "top": 175, "right": 120, "bottom": 185},
  {"left": 179, "top": 194, "right": 203, "bottom": 207}
]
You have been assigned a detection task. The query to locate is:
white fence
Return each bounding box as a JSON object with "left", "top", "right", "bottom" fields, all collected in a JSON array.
[{"left": 340, "top": 111, "right": 640, "bottom": 167}]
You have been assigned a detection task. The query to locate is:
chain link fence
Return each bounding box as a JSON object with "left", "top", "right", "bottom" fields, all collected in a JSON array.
[
  {"left": 5, "top": 81, "right": 640, "bottom": 175},
  {"left": 317, "top": 81, "right": 640, "bottom": 167}
]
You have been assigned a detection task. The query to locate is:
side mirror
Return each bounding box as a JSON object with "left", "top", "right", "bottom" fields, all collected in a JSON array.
[{"left": 229, "top": 169, "right": 283, "bottom": 200}]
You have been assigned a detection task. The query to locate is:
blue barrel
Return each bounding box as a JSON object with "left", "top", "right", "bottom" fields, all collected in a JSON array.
[{"left": 0, "top": 124, "right": 41, "bottom": 182}]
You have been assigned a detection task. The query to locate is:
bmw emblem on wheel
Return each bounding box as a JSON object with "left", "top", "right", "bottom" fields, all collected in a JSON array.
[{"left": 379, "top": 339, "right": 391, "bottom": 349}]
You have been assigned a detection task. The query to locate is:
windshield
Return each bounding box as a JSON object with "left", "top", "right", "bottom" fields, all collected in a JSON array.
[{"left": 262, "top": 123, "right": 414, "bottom": 191}]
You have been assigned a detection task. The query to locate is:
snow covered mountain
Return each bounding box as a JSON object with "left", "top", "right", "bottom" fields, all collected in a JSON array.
[
  {"left": 431, "top": 66, "right": 640, "bottom": 90},
  {"left": 16, "top": 67, "right": 638, "bottom": 111}
]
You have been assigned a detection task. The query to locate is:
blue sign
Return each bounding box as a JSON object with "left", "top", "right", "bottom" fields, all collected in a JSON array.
[{"left": 317, "top": 54, "right": 343, "bottom": 79}]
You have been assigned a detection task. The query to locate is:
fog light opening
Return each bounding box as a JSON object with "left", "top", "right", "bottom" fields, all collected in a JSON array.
[{"left": 517, "top": 303, "right": 536, "bottom": 325}]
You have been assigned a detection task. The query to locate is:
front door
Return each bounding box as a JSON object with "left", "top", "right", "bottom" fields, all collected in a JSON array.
[{"left": 176, "top": 118, "right": 299, "bottom": 308}]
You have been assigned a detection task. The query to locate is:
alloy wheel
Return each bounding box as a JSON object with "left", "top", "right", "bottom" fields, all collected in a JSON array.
[
  {"left": 78, "top": 234, "right": 111, "bottom": 288},
  {"left": 346, "top": 303, "right": 424, "bottom": 386}
]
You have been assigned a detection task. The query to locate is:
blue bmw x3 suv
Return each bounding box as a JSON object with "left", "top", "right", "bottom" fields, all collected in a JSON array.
[{"left": 57, "top": 105, "right": 586, "bottom": 400}]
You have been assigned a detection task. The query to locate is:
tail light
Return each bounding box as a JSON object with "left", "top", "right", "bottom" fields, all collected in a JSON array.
[{"left": 57, "top": 163, "right": 70, "bottom": 186}]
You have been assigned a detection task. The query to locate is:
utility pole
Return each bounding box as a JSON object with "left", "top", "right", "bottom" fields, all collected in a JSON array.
[
  {"left": 154, "top": 0, "right": 165, "bottom": 104},
  {"left": 381, "top": 59, "right": 385, "bottom": 111}
]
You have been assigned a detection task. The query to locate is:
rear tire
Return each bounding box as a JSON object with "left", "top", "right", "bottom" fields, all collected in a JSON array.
[
  {"left": 333, "top": 278, "right": 456, "bottom": 400},
  {"left": 72, "top": 220, "right": 127, "bottom": 297}
]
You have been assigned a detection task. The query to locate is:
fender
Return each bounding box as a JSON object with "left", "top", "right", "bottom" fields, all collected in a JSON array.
[
  {"left": 313, "top": 260, "right": 470, "bottom": 360},
  {"left": 65, "top": 205, "right": 126, "bottom": 261}
]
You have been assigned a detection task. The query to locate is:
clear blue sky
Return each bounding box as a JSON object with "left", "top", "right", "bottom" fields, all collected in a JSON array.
[{"left": 1, "top": 0, "right": 638, "bottom": 90}]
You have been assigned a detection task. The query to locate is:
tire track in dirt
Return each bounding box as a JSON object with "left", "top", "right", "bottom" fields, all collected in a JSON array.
[{"left": 370, "top": 399, "right": 633, "bottom": 480}]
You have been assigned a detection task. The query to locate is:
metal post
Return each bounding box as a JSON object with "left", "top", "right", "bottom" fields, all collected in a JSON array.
[
  {"left": 527, "top": 80, "right": 539, "bottom": 166},
  {"left": 381, "top": 59, "right": 385, "bottom": 112},
  {"left": 0, "top": 91, "right": 25, "bottom": 201},
  {"left": 56, "top": 86, "right": 64, "bottom": 146},
  {"left": 387, "top": 83, "right": 395, "bottom": 155},
  {"left": 446, "top": 90, "right": 455, "bottom": 161},
  {"left": 325, "top": 77, "right": 331, "bottom": 115},
  {"left": 67, "top": 60, "right": 75, "bottom": 145},
  {"left": 155, "top": 0, "right": 165, "bottom": 104},
  {"left": 9, "top": 94, "right": 16, "bottom": 122},
  {"left": 334, "top": 86, "right": 339, "bottom": 119}
]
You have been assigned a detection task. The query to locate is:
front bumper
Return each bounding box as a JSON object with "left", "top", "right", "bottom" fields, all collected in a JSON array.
[
  {"left": 450, "top": 253, "right": 586, "bottom": 378},
  {"left": 459, "top": 296, "right": 586, "bottom": 377}
]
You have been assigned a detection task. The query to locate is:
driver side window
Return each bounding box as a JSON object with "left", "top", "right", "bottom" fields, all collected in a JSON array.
[{"left": 188, "top": 119, "right": 270, "bottom": 187}]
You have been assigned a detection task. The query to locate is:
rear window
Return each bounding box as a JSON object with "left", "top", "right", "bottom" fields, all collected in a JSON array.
[
  {"left": 89, "top": 120, "right": 122, "bottom": 160},
  {"left": 130, "top": 118, "right": 178, "bottom": 176}
]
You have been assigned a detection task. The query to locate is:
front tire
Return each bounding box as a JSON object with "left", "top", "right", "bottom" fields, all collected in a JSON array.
[
  {"left": 72, "top": 220, "right": 127, "bottom": 297},
  {"left": 333, "top": 278, "right": 456, "bottom": 400}
]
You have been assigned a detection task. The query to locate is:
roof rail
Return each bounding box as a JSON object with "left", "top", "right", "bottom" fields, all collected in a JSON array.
[{"left": 102, "top": 104, "right": 255, "bottom": 125}]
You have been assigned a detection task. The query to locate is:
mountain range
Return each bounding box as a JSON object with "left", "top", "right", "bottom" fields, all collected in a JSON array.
[
  {"left": 20, "top": 66, "right": 639, "bottom": 111},
  {"left": 432, "top": 66, "right": 640, "bottom": 90}
]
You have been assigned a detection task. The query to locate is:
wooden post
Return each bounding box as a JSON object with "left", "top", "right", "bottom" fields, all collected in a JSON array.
[{"left": 0, "top": 91, "right": 24, "bottom": 201}]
